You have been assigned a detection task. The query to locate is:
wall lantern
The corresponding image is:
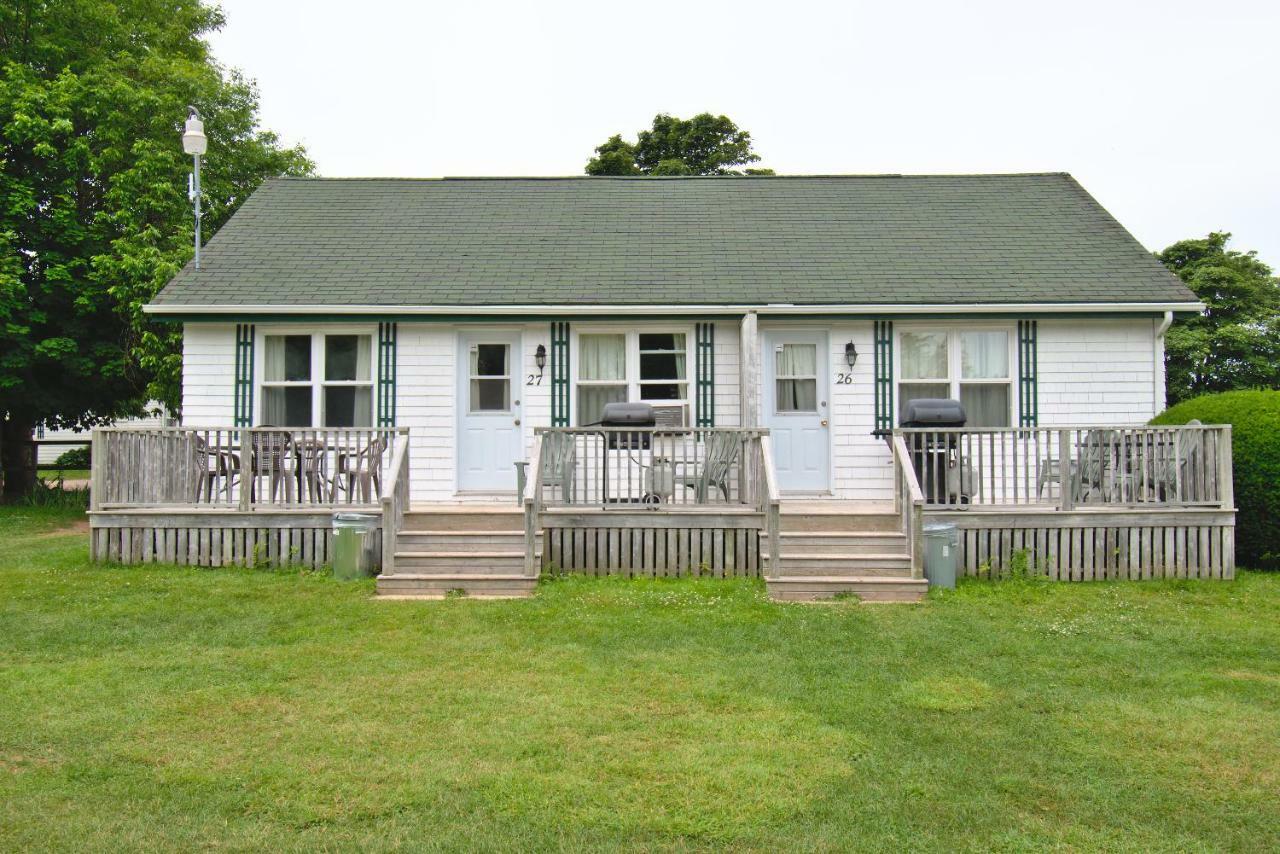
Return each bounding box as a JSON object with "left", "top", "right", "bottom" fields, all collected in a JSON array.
[
  {"left": 535, "top": 344, "right": 547, "bottom": 377},
  {"left": 844, "top": 341, "right": 858, "bottom": 369}
]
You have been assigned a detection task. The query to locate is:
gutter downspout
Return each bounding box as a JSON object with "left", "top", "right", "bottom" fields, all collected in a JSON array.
[{"left": 1154, "top": 310, "right": 1173, "bottom": 414}]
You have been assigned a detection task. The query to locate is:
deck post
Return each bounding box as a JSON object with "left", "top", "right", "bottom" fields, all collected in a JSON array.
[
  {"left": 1057, "top": 429, "right": 1073, "bottom": 511},
  {"left": 1217, "top": 425, "right": 1233, "bottom": 510},
  {"left": 739, "top": 312, "right": 760, "bottom": 427},
  {"left": 238, "top": 429, "right": 251, "bottom": 512}
]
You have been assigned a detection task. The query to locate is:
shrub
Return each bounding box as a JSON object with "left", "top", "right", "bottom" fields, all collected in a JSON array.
[
  {"left": 1151, "top": 390, "right": 1280, "bottom": 569},
  {"left": 53, "top": 445, "right": 91, "bottom": 469}
]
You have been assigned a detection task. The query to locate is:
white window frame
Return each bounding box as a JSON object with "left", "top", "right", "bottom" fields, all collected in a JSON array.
[
  {"left": 895, "top": 324, "right": 1017, "bottom": 427},
  {"left": 466, "top": 340, "right": 514, "bottom": 415},
  {"left": 256, "top": 326, "right": 377, "bottom": 427},
  {"left": 571, "top": 326, "right": 694, "bottom": 425}
]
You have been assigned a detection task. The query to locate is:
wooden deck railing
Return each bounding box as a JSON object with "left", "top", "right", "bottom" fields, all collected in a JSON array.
[
  {"left": 892, "top": 425, "right": 1233, "bottom": 511},
  {"left": 379, "top": 432, "right": 412, "bottom": 575},
  {"left": 528, "top": 427, "right": 771, "bottom": 509},
  {"left": 891, "top": 435, "right": 926, "bottom": 579},
  {"left": 91, "top": 426, "right": 407, "bottom": 510}
]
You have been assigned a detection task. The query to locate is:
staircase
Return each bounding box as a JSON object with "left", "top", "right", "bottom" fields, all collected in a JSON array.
[
  {"left": 764, "top": 504, "right": 928, "bottom": 602},
  {"left": 376, "top": 505, "right": 537, "bottom": 598}
]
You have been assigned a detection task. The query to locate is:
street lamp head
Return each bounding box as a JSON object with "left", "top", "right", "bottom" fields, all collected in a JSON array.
[{"left": 182, "top": 107, "right": 207, "bottom": 156}]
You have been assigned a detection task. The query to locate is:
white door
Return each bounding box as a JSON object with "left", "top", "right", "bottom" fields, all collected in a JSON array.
[
  {"left": 763, "top": 331, "right": 829, "bottom": 492},
  {"left": 457, "top": 333, "right": 522, "bottom": 491}
]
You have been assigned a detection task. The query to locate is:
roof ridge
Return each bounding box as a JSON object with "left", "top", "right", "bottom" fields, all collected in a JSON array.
[{"left": 270, "top": 172, "right": 1074, "bottom": 182}]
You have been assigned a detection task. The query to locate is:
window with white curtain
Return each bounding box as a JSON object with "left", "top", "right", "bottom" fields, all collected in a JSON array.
[
  {"left": 261, "top": 333, "right": 373, "bottom": 427},
  {"left": 774, "top": 343, "right": 818, "bottom": 412},
  {"left": 897, "top": 328, "right": 1012, "bottom": 427},
  {"left": 575, "top": 330, "right": 689, "bottom": 425}
]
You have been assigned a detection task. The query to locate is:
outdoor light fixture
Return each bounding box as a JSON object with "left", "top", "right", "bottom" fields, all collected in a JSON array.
[
  {"left": 182, "top": 107, "right": 208, "bottom": 268},
  {"left": 845, "top": 341, "right": 858, "bottom": 369},
  {"left": 535, "top": 344, "right": 547, "bottom": 377}
]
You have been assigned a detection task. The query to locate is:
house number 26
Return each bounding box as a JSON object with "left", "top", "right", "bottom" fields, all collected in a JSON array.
[{"left": 835, "top": 373, "right": 854, "bottom": 384}]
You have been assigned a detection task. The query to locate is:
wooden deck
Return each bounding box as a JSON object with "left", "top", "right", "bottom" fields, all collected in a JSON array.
[{"left": 87, "top": 423, "right": 1237, "bottom": 595}]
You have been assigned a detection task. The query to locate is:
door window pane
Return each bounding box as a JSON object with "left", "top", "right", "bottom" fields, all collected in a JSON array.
[
  {"left": 471, "top": 344, "right": 508, "bottom": 377},
  {"left": 470, "top": 379, "right": 511, "bottom": 412},
  {"left": 579, "top": 334, "right": 625, "bottom": 381},
  {"left": 961, "top": 331, "right": 1009, "bottom": 379},
  {"left": 960, "top": 384, "right": 1010, "bottom": 428},
  {"left": 776, "top": 379, "right": 817, "bottom": 412},
  {"left": 264, "top": 386, "right": 313, "bottom": 426},
  {"left": 775, "top": 343, "right": 816, "bottom": 378},
  {"left": 900, "top": 332, "right": 948, "bottom": 380},
  {"left": 577, "top": 385, "right": 627, "bottom": 425},
  {"left": 265, "top": 335, "right": 311, "bottom": 382},
  {"left": 898, "top": 382, "right": 951, "bottom": 423}
]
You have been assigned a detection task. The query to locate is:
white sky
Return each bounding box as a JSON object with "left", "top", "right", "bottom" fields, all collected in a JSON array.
[{"left": 208, "top": 0, "right": 1280, "bottom": 267}]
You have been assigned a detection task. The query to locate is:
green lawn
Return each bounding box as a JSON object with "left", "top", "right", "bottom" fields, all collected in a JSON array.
[
  {"left": 2, "top": 506, "right": 1278, "bottom": 851},
  {"left": 36, "top": 468, "right": 90, "bottom": 482}
]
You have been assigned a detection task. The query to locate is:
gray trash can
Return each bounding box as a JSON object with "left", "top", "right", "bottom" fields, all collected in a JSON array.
[
  {"left": 923, "top": 522, "right": 959, "bottom": 589},
  {"left": 332, "top": 513, "right": 378, "bottom": 580}
]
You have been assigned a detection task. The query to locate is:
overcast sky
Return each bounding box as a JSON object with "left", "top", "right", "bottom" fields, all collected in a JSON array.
[{"left": 207, "top": 0, "right": 1280, "bottom": 267}]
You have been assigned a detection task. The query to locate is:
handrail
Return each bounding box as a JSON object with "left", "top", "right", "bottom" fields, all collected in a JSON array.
[
  {"left": 759, "top": 434, "right": 782, "bottom": 580},
  {"left": 522, "top": 435, "right": 544, "bottom": 577},
  {"left": 893, "top": 424, "right": 1230, "bottom": 433},
  {"left": 891, "top": 435, "right": 926, "bottom": 580},
  {"left": 379, "top": 432, "right": 411, "bottom": 576}
]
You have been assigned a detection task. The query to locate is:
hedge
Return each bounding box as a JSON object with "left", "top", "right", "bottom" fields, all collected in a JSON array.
[{"left": 1151, "top": 390, "right": 1280, "bottom": 570}]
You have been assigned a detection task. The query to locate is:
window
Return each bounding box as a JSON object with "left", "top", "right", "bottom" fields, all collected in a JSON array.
[
  {"left": 774, "top": 343, "right": 818, "bottom": 413},
  {"left": 575, "top": 330, "right": 689, "bottom": 425},
  {"left": 261, "top": 333, "right": 373, "bottom": 427},
  {"left": 898, "top": 329, "right": 1012, "bottom": 427},
  {"left": 469, "top": 343, "right": 511, "bottom": 412}
]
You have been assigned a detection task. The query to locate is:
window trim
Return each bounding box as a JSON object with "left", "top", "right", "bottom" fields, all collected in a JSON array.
[
  {"left": 894, "top": 324, "right": 1017, "bottom": 427},
  {"left": 255, "top": 326, "right": 377, "bottom": 427},
  {"left": 571, "top": 326, "right": 694, "bottom": 425},
  {"left": 466, "top": 341, "right": 514, "bottom": 415}
]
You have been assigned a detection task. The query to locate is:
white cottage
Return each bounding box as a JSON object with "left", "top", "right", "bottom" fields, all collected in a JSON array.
[{"left": 90, "top": 173, "right": 1233, "bottom": 600}]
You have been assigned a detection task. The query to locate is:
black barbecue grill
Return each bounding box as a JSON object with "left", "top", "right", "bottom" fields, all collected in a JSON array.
[
  {"left": 598, "top": 401, "right": 655, "bottom": 450},
  {"left": 901, "top": 398, "right": 967, "bottom": 503}
]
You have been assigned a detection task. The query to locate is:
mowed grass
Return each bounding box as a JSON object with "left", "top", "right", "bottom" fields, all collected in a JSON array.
[{"left": 1, "top": 507, "right": 1278, "bottom": 851}]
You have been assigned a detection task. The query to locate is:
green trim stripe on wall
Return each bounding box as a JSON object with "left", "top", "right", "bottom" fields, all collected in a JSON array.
[
  {"left": 551, "top": 321, "right": 570, "bottom": 426},
  {"left": 1018, "top": 320, "right": 1039, "bottom": 427},
  {"left": 233, "top": 323, "right": 255, "bottom": 427},
  {"left": 695, "top": 322, "right": 715, "bottom": 427},
  {"left": 873, "top": 320, "right": 894, "bottom": 435},
  {"left": 377, "top": 322, "right": 397, "bottom": 426}
]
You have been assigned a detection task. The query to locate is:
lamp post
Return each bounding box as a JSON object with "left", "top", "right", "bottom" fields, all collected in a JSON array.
[{"left": 182, "top": 107, "right": 208, "bottom": 268}]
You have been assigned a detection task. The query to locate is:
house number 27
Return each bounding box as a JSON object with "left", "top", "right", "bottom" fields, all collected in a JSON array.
[{"left": 526, "top": 374, "right": 543, "bottom": 386}]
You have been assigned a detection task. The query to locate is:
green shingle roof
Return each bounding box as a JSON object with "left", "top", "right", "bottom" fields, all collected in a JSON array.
[{"left": 150, "top": 173, "right": 1196, "bottom": 309}]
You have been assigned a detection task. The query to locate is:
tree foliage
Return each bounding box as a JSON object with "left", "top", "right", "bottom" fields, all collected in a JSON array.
[
  {"left": 1158, "top": 233, "right": 1280, "bottom": 406},
  {"left": 0, "top": 0, "right": 311, "bottom": 495},
  {"left": 585, "top": 113, "right": 773, "bottom": 176}
]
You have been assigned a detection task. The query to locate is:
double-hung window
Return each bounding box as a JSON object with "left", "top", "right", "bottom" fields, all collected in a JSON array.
[
  {"left": 898, "top": 328, "right": 1013, "bottom": 427},
  {"left": 261, "top": 333, "right": 374, "bottom": 427},
  {"left": 575, "top": 331, "right": 689, "bottom": 425}
]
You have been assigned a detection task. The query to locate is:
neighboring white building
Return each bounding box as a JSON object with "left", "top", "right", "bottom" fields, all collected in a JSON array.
[{"left": 36, "top": 404, "right": 175, "bottom": 465}]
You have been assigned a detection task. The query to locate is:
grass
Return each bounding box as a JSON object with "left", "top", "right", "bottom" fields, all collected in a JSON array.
[
  {"left": 37, "top": 468, "right": 90, "bottom": 481},
  {"left": 1, "top": 506, "right": 1278, "bottom": 851}
]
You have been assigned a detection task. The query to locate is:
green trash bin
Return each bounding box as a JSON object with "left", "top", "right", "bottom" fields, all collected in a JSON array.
[
  {"left": 332, "top": 513, "right": 378, "bottom": 580},
  {"left": 923, "top": 522, "right": 959, "bottom": 589}
]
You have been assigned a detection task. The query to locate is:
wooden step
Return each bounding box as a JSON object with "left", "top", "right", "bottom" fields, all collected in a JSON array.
[
  {"left": 766, "top": 553, "right": 913, "bottom": 577},
  {"left": 392, "top": 551, "right": 525, "bottom": 574},
  {"left": 778, "top": 512, "right": 900, "bottom": 534},
  {"left": 763, "top": 532, "right": 908, "bottom": 555},
  {"left": 401, "top": 507, "right": 525, "bottom": 533},
  {"left": 376, "top": 573, "right": 536, "bottom": 599},
  {"left": 765, "top": 576, "right": 927, "bottom": 603},
  {"left": 395, "top": 531, "right": 527, "bottom": 551}
]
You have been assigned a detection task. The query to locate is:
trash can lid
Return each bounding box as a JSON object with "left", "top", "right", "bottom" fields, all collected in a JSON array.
[
  {"left": 923, "top": 522, "right": 957, "bottom": 535},
  {"left": 332, "top": 512, "right": 379, "bottom": 530}
]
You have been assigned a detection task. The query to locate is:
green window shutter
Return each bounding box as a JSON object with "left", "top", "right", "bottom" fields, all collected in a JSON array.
[
  {"left": 233, "top": 323, "right": 255, "bottom": 427},
  {"left": 1017, "top": 320, "right": 1038, "bottom": 427},
  {"left": 695, "top": 322, "right": 715, "bottom": 427},
  {"left": 377, "top": 322, "right": 397, "bottom": 427},
  {"left": 873, "top": 320, "right": 894, "bottom": 435},
  {"left": 551, "top": 321, "right": 570, "bottom": 426}
]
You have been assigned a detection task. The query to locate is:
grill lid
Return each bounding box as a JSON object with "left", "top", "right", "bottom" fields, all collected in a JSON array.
[
  {"left": 599, "top": 401, "right": 655, "bottom": 426},
  {"left": 900, "top": 398, "right": 967, "bottom": 427}
]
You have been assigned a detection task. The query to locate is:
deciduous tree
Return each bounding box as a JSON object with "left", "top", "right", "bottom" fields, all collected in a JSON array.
[
  {"left": 586, "top": 113, "right": 773, "bottom": 176},
  {"left": 0, "top": 0, "right": 311, "bottom": 497}
]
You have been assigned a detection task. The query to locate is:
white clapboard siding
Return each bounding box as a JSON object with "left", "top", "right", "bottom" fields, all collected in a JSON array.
[{"left": 182, "top": 323, "right": 236, "bottom": 426}]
